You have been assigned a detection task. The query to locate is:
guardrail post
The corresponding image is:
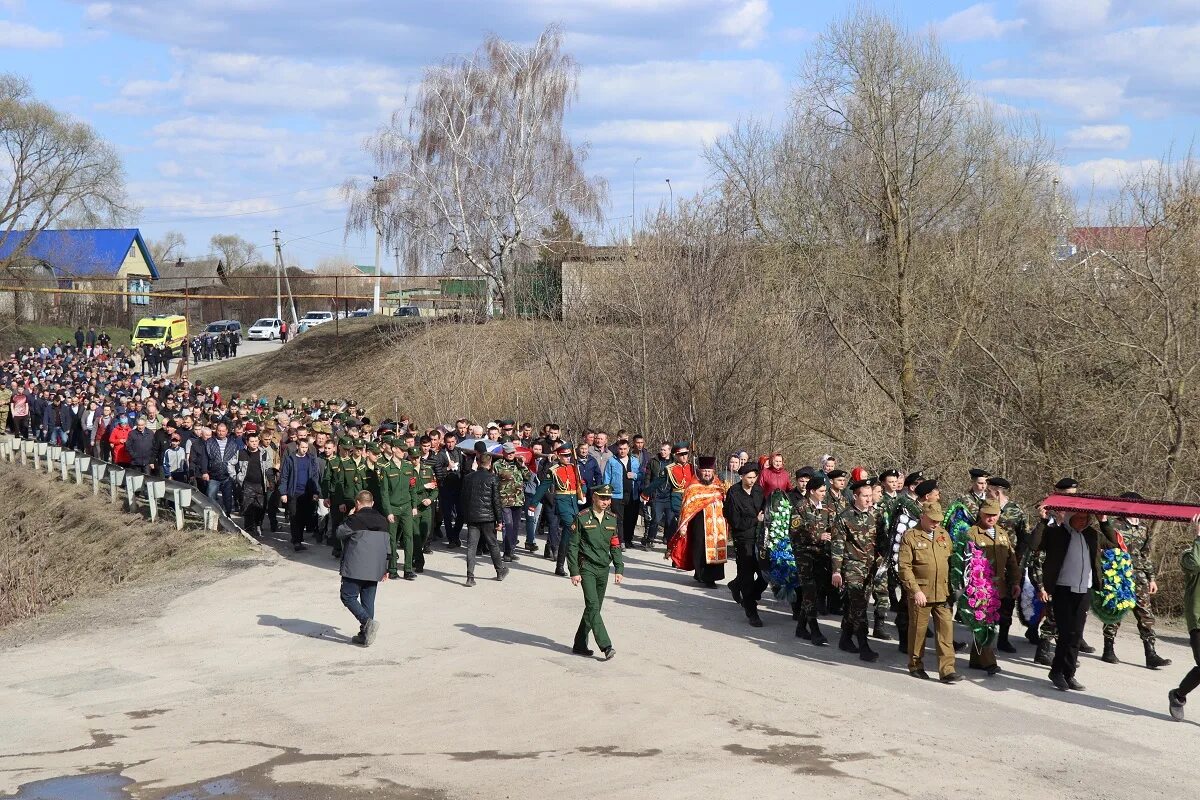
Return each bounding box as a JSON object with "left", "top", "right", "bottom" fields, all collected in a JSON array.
[
  {"left": 47, "top": 445, "right": 61, "bottom": 475},
  {"left": 0, "top": 434, "right": 11, "bottom": 462},
  {"left": 145, "top": 478, "right": 166, "bottom": 522},
  {"left": 107, "top": 466, "right": 125, "bottom": 503},
  {"left": 34, "top": 441, "right": 47, "bottom": 469},
  {"left": 60, "top": 449, "right": 76, "bottom": 482},
  {"left": 125, "top": 472, "right": 145, "bottom": 512},
  {"left": 75, "top": 455, "right": 91, "bottom": 484},
  {"left": 171, "top": 486, "right": 192, "bottom": 530},
  {"left": 90, "top": 462, "right": 107, "bottom": 494},
  {"left": 22, "top": 439, "right": 34, "bottom": 466}
]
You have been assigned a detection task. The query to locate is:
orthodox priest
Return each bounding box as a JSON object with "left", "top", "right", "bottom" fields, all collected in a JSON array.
[{"left": 669, "top": 456, "right": 729, "bottom": 587}]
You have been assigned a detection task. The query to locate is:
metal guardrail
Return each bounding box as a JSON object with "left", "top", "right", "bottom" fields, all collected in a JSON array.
[{"left": 0, "top": 432, "right": 248, "bottom": 536}]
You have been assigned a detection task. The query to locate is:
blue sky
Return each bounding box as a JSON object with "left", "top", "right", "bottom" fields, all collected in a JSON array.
[{"left": 0, "top": 0, "right": 1196, "bottom": 268}]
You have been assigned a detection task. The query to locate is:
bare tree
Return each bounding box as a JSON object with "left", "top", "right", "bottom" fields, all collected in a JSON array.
[
  {"left": 345, "top": 24, "right": 605, "bottom": 318},
  {"left": 209, "top": 233, "right": 261, "bottom": 273},
  {"left": 149, "top": 230, "right": 186, "bottom": 266},
  {"left": 0, "top": 74, "right": 131, "bottom": 265}
]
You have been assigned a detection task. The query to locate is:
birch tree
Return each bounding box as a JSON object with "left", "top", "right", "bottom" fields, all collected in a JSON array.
[{"left": 345, "top": 25, "right": 604, "bottom": 317}]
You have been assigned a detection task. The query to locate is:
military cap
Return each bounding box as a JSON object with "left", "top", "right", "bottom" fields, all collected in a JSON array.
[
  {"left": 986, "top": 476, "right": 1012, "bottom": 490},
  {"left": 592, "top": 483, "right": 614, "bottom": 498},
  {"left": 920, "top": 501, "right": 944, "bottom": 520},
  {"left": 672, "top": 442, "right": 690, "bottom": 454},
  {"left": 904, "top": 471, "right": 924, "bottom": 488},
  {"left": 352, "top": 438, "right": 366, "bottom": 449},
  {"left": 407, "top": 446, "right": 421, "bottom": 458},
  {"left": 969, "top": 467, "right": 990, "bottom": 480},
  {"left": 737, "top": 462, "right": 759, "bottom": 476},
  {"left": 382, "top": 435, "right": 397, "bottom": 446},
  {"left": 365, "top": 442, "right": 381, "bottom": 454},
  {"left": 499, "top": 419, "right": 515, "bottom": 427},
  {"left": 555, "top": 444, "right": 573, "bottom": 455},
  {"left": 979, "top": 500, "right": 1002, "bottom": 516},
  {"left": 1054, "top": 477, "right": 1079, "bottom": 491},
  {"left": 849, "top": 477, "right": 877, "bottom": 491},
  {"left": 879, "top": 468, "right": 901, "bottom": 480},
  {"left": 337, "top": 436, "right": 353, "bottom": 448},
  {"left": 827, "top": 469, "right": 848, "bottom": 480},
  {"left": 502, "top": 441, "right": 517, "bottom": 453},
  {"left": 915, "top": 479, "right": 938, "bottom": 497},
  {"left": 794, "top": 465, "right": 815, "bottom": 480},
  {"left": 345, "top": 419, "right": 360, "bottom": 430}
]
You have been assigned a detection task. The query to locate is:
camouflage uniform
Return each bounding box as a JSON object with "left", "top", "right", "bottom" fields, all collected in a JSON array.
[
  {"left": 997, "top": 500, "right": 1029, "bottom": 637},
  {"left": 818, "top": 490, "right": 848, "bottom": 614},
  {"left": 1102, "top": 518, "right": 1158, "bottom": 645},
  {"left": 831, "top": 505, "right": 881, "bottom": 637},
  {"left": 872, "top": 493, "right": 903, "bottom": 629},
  {"left": 790, "top": 500, "right": 833, "bottom": 622},
  {"left": 1026, "top": 519, "right": 1057, "bottom": 648},
  {"left": 494, "top": 458, "right": 530, "bottom": 507}
]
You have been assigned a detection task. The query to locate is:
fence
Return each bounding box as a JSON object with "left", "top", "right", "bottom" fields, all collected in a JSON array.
[{"left": 0, "top": 432, "right": 245, "bottom": 535}]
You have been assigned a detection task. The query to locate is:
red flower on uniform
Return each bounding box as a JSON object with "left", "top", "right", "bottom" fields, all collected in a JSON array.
[{"left": 610, "top": 536, "right": 621, "bottom": 547}]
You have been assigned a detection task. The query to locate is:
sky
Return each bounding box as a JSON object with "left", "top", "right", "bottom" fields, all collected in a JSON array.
[{"left": 0, "top": 0, "right": 1196, "bottom": 269}]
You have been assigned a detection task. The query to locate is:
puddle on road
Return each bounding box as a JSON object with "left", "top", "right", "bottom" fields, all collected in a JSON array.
[
  {"left": 723, "top": 742, "right": 873, "bottom": 777},
  {"left": 8, "top": 773, "right": 133, "bottom": 800}
]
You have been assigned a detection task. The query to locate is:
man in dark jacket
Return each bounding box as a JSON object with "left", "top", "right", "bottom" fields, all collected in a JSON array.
[
  {"left": 126, "top": 416, "right": 157, "bottom": 474},
  {"left": 433, "top": 433, "right": 464, "bottom": 547},
  {"left": 1037, "top": 510, "right": 1118, "bottom": 692},
  {"left": 459, "top": 452, "right": 508, "bottom": 586},
  {"left": 279, "top": 438, "right": 320, "bottom": 551},
  {"left": 337, "top": 490, "right": 390, "bottom": 646},
  {"left": 725, "top": 462, "right": 767, "bottom": 626}
]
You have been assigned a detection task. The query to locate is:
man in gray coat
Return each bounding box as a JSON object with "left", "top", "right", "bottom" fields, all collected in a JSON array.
[{"left": 337, "top": 490, "right": 391, "bottom": 646}]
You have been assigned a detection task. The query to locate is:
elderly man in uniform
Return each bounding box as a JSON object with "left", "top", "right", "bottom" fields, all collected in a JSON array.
[
  {"left": 965, "top": 499, "right": 1021, "bottom": 676},
  {"left": 985, "top": 476, "right": 1028, "bottom": 653},
  {"left": 569, "top": 483, "right": 624, "bottom": 660},
  {"left": 898, "top": 501, "right": 963, "bottom": 683}
]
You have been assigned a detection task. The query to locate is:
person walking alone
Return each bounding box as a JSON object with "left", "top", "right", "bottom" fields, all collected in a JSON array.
[
  {"left": 336, "top": 490, "right": 390, "bottom": 646},
  {"left": 459, "top": 452, "right": 508, "bottom": 587},
  {"left": 569, "top": 484, "right": 624, "bottom": 660}
]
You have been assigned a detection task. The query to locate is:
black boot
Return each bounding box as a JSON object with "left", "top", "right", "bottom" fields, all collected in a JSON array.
[
  {"left": 1025, "top": 623, "right": 1040, "bottom": 645},
  {"left": 791, "top": 600, "right": 801, "bottom": 621},
  {"left": 1102, "top": 639, "right": 1119, "bottom": 664},
  {"left": 1079, "top": 638, "right": 1096, "bottom": 654},
  {"left": 838, "top": 629, "right": 859, "bottom": 654},
  {"left": 795, "top": 610, "right": 811, "bottom": 639},
  {"left": 998, "top": 622, "right": 1017, "bottom": 653},
  {"left": 857, "top": 630, "right": 879, "bottom": 662},
  {"left": 1145, "top": 641, "right": 1172, "bottom": 669},
  {"left": 872, "top": 618, "right": 893, "bottom": 641},
  {"left": 808, "top": 617, "right": 828, "bottom": 646},
  {"left": 1034, "top": 640, "right": 1053, "bottom": 666}
]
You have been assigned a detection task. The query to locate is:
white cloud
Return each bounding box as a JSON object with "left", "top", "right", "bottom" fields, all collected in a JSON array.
[
  {"left": 1021, "top": 0, "right": 1111, "bottom": 34},
  {"left": 1059, "top": 157, "right": 1157, "bottom": 190},
  {"left": 1064, "top": 124, "right": 1131, "bottom": 150},
  {"left": 580, "top": 59, "right": 785, "bottom": 116},
  {"left": 935, "top": 4, "right": 1026, "bottom": 41},
  {"left": 0, "top": 20, "right": 64, "bottom": 48},
  {"left": 711, "top": 0, "right": 770, "bottom": 48},
  {"left": 979, "top": 76, "right": 1126, "bottom": 120},
  {"left": 577, "top": 119, "right": 731, "bottom": 147}
]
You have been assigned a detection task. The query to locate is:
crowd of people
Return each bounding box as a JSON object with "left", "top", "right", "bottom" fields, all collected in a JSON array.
[{"left": 2, "top": 336, "right": 1198, "bottom": 721}]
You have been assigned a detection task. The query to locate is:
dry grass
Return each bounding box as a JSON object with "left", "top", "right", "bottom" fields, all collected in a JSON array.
[{"left": 0, "top": 466, "right": 255, "bottom": 629}]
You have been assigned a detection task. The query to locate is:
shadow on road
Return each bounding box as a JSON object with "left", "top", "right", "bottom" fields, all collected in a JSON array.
[
  {"left": 455, "top": 623, "right": 566, "bottom": 654},
  {"left": 256, "top": 614, "right": 355, "bottom": 643}
]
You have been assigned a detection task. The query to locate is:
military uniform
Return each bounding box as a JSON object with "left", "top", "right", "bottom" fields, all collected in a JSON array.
[
  {"left": 790, "top": 497, "right": 832, "bottom": 642},
  {"left": 530, "top": 452, "right": 586, "bottom": 575},
  {"left": 898, "top": 515, "right": 957, "bottom": 680},
  {"left": 0, "top": 387, "right": 11, "bottom": 432},
  {"left": 494, "top": 455, "right": 531, "bottom": 557},
  {"left": 1026, "top": 518, "right": 1058, "bottom": 656},
  {"left": 664, "top": 460, "right": 695, "bottom": 536},
  {"left": 412, "top": 452, "right": 437, "bottom": 570},
  {"left": 379, "top": 455, "right": 416, "bottom": 578},
  {"left": 831, "top": 496, "right": 883, "bottom": 659},
  {"left": 871, "top": 491, "right": 903, "bottom": 638},
  {"left": 964, "top": 521, "right": 1020, "bottom": 671},
  {"left": 1102, "top": 517, "right": 1165, "bottom": 656},
  {"left": 323, "top": 442, "right": 366, "bottom": 557},
  {"left": 569, "top": 488, "right": 624, "bottom": 657},
  {"left": 819, "top": 485, "right": 848, "bottom": 614}
]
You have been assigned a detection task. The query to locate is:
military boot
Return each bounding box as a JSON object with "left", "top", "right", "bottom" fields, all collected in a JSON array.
[
  {"left": 795, "top": 610, "right": 811, "bottom": 639},
  {"left": 1034, "top": 640, "right": 1053, "bottom": 666},
  {"left": 997, "top": 621, "right": 1017, "bottom": 653},
  {"left": 1102, "top": 639, "right": 1119, "bottom": 664},
  {"left": 856, "top": 630, "right": 879, "bottom": 662},
  {"left": 1145, "top": 641, "right": 1172, "bottom": 669},
  {"left": 808, "top": 617, "right": 828, "bottom": 646},
  {"left": 838, "top": 629, "right": 859, "bottom": 654},
  {"left": 872, "top": 617, "right": 893, "bottom": 641}
]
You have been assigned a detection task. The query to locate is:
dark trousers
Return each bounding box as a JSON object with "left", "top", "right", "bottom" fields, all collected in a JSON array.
[
  {"left": 466, "top": 522, "right": 503, "bottom": 578},
  {"left": 610, "top": 498, "right": 626, "bottom": 546},
  {"left": 729, "top": 539, "right": 768, "bottom": 616},
  {"left": 1176, "top": 629, "right": 1200, "bottom": 699},
  {"left": 502, "top": 506, "right": 524, "bottom": 555},
  {"left": 622, "top": 496, "right": 642, "bottom": 547},
  {"left": 440, "top": 486, "right": 463, "bottom": 544},
  {"left": 1051, "top": 589, "right": 1091, "bottom": 679},
  {"left": 642, "top": 497, "right": 670, "bottom": 546},
  {"left": 340, "top": 577, "right": 377, "bottom": 627},
  {"left": 288, "top": 494, "right": 316, "bottom": 544},
  {"left": 242, "top": 483, "right": 266, "bottom": 532}
]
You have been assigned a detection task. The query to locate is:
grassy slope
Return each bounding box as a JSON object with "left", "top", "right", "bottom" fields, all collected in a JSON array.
[{"left": 0, "top": 323, "right": 132, "bottom": 355}]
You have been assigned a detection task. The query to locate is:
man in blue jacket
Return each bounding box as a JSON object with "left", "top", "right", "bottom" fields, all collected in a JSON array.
[
  {"left": 602, "top": 438, "right": 641, "bottom": 548},
  {"left": 279, "top": 437, "right": 321, "bottom": 551},
  {"left": 576, "top": 442, "right": 601, "bottom": 500}
]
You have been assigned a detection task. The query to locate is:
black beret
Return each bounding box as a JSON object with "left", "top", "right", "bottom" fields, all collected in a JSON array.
[
  {"left": 794, "top": 466, "right": 815, "bottom": 479},
  {"left": 915, "top": 479, "right": 939, "bottom": 497},
  {"left": 986, "top": 476, "right": 1012, "bottom": 490},
  {"left": 849, "top": 477, "right": 877, "bottom": 492},
  {"left": 827, "top": 469, "right": 848, "bottom": 480},
  {"left": 1054, "top": 477, "right": 1079, "bottom": 491},
  {"left": 879, "top": 468, "right": 900, "bottom": 480},
  {"left": 806, "top": 476, "right": 827, "bottom": 493},
  {"left": 904, "top": 471, "right": 924, "bottom": 487},
  {"left": 737, "top": 462, "right": 759, "bottom": 476},
  {"left": 969, "top": 468, "right": 990, "bottom": 479}
]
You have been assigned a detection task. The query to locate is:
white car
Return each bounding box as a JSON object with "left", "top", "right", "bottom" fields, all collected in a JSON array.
[
  {"left": 300, "top": 311, "right": 334, "bottom": 327},
  {"left": 246, "top": 317, "right": 283, "bottom": 340}
]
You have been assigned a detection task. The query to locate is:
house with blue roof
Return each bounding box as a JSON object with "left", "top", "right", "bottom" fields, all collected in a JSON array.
[{"left": 0, "top": 228, "right": 158, "bottom": 319}]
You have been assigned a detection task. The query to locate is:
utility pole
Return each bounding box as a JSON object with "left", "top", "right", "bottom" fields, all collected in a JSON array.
[
  {"left": 393, "top": 246, "right": 400, "bottom": 275},
  {"left": 273, "top": 229, "right": 282, "bottom": 320},
  {"left": 372, "top": 176, "right": 383, "bottom": 315},
  {"left": 274, "top": 234, "right": 299, "bottom": 326},
  {"left": 631, "top": 156, "right": 641, "bottom": 245},
  {"left": 665, "top": 178, "right": 673, "bottom": 207}
]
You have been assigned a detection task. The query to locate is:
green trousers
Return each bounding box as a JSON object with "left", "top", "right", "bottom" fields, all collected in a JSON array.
[
  {"left": 387, "top": 508, "right": 414, "bottom": 575},
  {"left": 413, "top": 506, "right": 433, "bottom": 571},
  {"left": 574, "top": 569, "right": 612, "bottom": 651}
]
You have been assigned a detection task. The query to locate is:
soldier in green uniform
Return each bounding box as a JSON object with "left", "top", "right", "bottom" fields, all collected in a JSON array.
[
  {"left": 494, "top": 442, "right": 532, "bottom": 561},
  {"left": 897, "top": 501, "right": 963, "bottom": 683},
  {"left": 956, "top": 467, "right": 990, "bottom": 522},
  {"left": 1101, "top": 492, "right": 1172, "bottom": 669},
  {"left": 378, "top": 440, "right": 417, "bottom": 580},
  {"left": 412, "top": 440, "right": 437, "bottom": 567},
  {"left": 790, "top": 475, "right": 832, "bottom": 646},
  {"left": 323, "top": 437, "right": 367, "bottom": 558},
  {"left": 568, "top": 483, "right": 624, "bottom": 660},
  {"left": 0, "top": 383, "right": 11, "bottom": 433},
  {"left": 965, "top": 499, "right": 1021, "bottom": 675},
  {"left": 870, "top": 468, "right": 902, "bottom": 641},
  {"left": 831, "top": 477, "right": 884, "bottom": 662},
  {"left": 818, "top": 468, "right": 849, "bottom": 616},
  {"left": 984, "top": 477, "right": 1027, "bottom": 653}
]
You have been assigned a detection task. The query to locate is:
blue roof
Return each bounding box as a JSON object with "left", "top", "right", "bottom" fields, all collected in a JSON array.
[{"left": 0, "top": 228, "right": 159, "bottom": 279}]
